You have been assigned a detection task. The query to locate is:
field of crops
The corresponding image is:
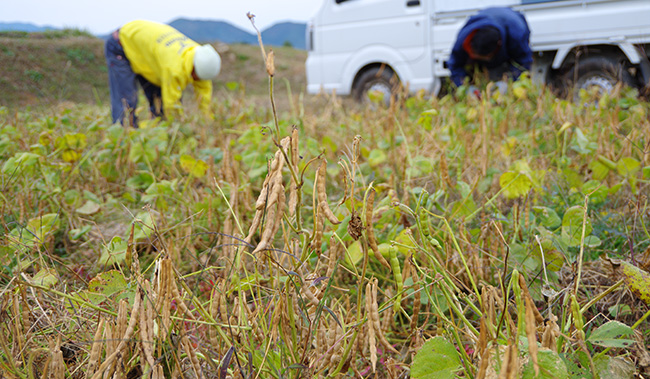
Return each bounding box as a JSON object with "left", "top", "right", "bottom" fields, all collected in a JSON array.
[{"left": 1, "top": 38, "right": 650, "bottom": 378}]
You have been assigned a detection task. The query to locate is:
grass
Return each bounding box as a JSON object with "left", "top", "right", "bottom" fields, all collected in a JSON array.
[{"left": 0, "top": 33, "right": 650, "bottom": 378}]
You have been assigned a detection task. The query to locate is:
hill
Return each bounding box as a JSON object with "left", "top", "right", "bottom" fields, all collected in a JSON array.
[
  {"left": 169, "top": 18, "right": 306, "bottom": 48},
  {"left": 0, "top": 34, "right": 308, "bottom": 109},
  {"left": 261, "top": 22, "right": 306, "bottom": 49},
  {"left": 0, "top": 19, "right": 308, "bottom": 49},
  {"left": 0, "top": 22, "right": 55, "bottom": 32},
  {"left": 168, "top": 19, "right": 257, "bottom": 45}
]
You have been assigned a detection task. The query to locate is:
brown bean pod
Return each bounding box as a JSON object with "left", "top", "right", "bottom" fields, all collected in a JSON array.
[
  {"left": 317, "top": 159, "right": 341, "bottom": 225},
  {"left": 365, "top": 189, "right": 391, "bottom": 269}
]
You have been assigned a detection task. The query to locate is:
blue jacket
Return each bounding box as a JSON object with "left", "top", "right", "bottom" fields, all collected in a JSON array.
[{"left": 447, "top": 7, "right": 532, "bottom": 86}]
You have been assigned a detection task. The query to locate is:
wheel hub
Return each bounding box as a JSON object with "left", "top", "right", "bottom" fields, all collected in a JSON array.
[{"left": 580, "top": 75, "right": 615, "bottom": 94}]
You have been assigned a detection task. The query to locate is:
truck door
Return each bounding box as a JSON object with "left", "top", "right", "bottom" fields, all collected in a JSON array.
[{"left": 313, "top": 0, "right": 431, "bottom": 95}]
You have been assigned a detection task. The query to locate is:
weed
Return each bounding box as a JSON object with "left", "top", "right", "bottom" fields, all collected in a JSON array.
[
  {"left": 0, "top": 31, "right": 649, "bottom": 379},
  {"left": 24, "top": 69, "right": 43, "bottom": 82}
]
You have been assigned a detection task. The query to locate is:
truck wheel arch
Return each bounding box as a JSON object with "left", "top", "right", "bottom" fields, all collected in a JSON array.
[
  {"left": 548, "top": 43, "right": 641, "bottom": 97},
  {"left": 552, "top": 43, "right": 641, "bottom": 70},
  {"left": 352, "top": 64, "right": 401, "bottom": 103}
]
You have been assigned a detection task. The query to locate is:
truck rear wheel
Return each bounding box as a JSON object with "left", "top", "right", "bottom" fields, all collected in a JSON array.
[
  {"left": 568, "top": 56, "right": 634, "bottom": 100},
  {"left": 353, "top": 66, "right": 400, "bottom": 105}
]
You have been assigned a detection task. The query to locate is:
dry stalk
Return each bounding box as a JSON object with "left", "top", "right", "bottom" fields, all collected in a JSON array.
[
  {"left": 498, "top": 338, "right": 519, "bottom": 379},
  {"left": 48, "top": 337, "right": 64, "bottom": 379},
  {"left": 327, "top": 313, "right": 344, "bottom": 368},
  {"left": 365, "top": 188, "right": 390, "bottom": 269},
  {"left": 524, "top": 296, "right": 539, "bottom": 376},
  {"left": 315, "top": 326, "right": 326, "bottom": 365},
  {"left": 316, "top": 159, "right": 341, "bottom": 225},
  {"left": 155, "top": 258, "right": 174, "bottom": 340},
  {"left": 168, "top": 266, "right": 196, "bottom": 322},
  {"left": 140, "top": 280, "right": 157, "bottom": 371},
  {"left": 116, "top": 299, "right": 129, "bottom": 346},
  {"left": 245, "top": 136, "right": 290, "bottom": 254},
  {"left": 365, "top": 281, "right": 378, "bottom": 373},
  {"left": 87, "top": 318, "right": 105, "bottom": 376},
  {"left": 91, "top": 287, "right": 142, "bottom": 379},
  {"left": 209, "top": 283, "right": 221, "bottom": 348},
  {"left": 289, "top": 126, "right": 300, "bottom": 217},
  {"left": 325, "top": 236, "right": 341, "bottom": 280},
  {"left": 301, "top": 273, "right": 323, "bottom": 315},
  {"left": 11, "top": 292, "right": 25, "bottom": 359},
  {"left": 219, "top": 283, "right": 229, "bottom": 325},
  {"left": 370, "top": 278, "right": 399, "bottom": 354},
  {"left": 541, "top": 313, "right": 560, "bottom": 352},
  {"left": 476, "top": 327, "right": 491, "bottom": 379},
  {"left": 381, "top": 288, "right": 394, "bottom": 334},
  {"left": 271, "top": 293, "right": 284, "bottom": 341},
  {"left": 311, "top": 204, "right": 324, "bottom": 252},
  {"left": 221, "top": 139, "right": 240, "bottom": 262},
  {"left": 518, "top": 275, "right": 544, "bottom": 324},
  {"left": 319, "top": 316, "right": 337, "bottom": 370},
  {"left": 181, "top": 333, "right": 205, "bottom": 379},
  {"left": 410, "top": 269, "right": 421, "bottom": 332}
]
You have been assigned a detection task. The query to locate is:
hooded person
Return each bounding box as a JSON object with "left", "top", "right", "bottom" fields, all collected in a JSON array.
[
  {"left": 105, "top": 20, "right": 221, "bottom": 127},
  {"left": 447, "top": 7, "right": 532, "bottom": 88}
]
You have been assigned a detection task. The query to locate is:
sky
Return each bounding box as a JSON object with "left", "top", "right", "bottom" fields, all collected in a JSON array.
[{"left": 1, "top": 0, "right": 324, "bottom": 35}]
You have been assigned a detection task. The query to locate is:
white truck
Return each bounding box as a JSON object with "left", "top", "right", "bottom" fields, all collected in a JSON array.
[{"left": 305, "top": 0, "right": 650, "bottom": 101}]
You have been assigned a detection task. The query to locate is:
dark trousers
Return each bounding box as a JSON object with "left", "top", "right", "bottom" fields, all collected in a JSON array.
[{"left": 104, "top": 32, "right": 163, "bottom": 127}]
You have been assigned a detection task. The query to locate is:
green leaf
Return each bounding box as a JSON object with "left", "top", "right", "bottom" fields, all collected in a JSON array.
[
  {"left": 531, "top": 238, "right": 565, "bottom": 271},
  {"left": 594, "top": 356, "right": 635, "bottom": 379},
  {"left": 180, "top": 154, "right": 208, "bottom": 177},
  {"left": 616, "top": 157, "right": 640, "bottom": 177},
  {"left": 522, "top": 349, "right": 568, "bottom": 379},
  {"left": 561, "top": 206, "right": 592, "bottom": 247},
  {"left": 582, "top": 180, "right": 608, "bottom": 205},
  {"left": 2, "top": 152, "right": 40, "bottom": 174},
  {"left": 28, "top": 268, "right": 58, "bottom": 288},
  {"left": 88, "top": 270, "right": 128, "bottom": 298},
  {"left": 532, "top": 206, "right": 561, "bottom": 229},
  {"left": 587, "top": 320, "right": 634, "bottom": 348},
  {"left": 68, "top": 225, "right": 92, "bottom": 241},
  {"left": 343, "top": 240, "right": 363, "bottom": 267},
  {"left": 583, "top": 235, "right": 602, "bottom": 248},
  {"left": 570, "top": 127, "right": 597, "bottom": 155},
  {"left": 56, "top": 133, "right": 87, "bottom": 150},
  {"left": 126, "top": 172, "right": 154, "bottom": 190},
  {"left": 643, "top": 166, "right": 650, "bottom": 179},
  {"left": 589, "top": 159, "right": 611, "bottom": 181},
  {"left": 76, "top": 200, "right": 101, "bottom": 215},
  {"left": 368, "top": 149, "right": 387, "bottom": 168},
  {"left": 499, "top": 171, "right": 532, "bottom": 199},
  {"left": 411, "top": 336, "right": 462, "bottom": 379},
  {"left": 98, "top": 236, "right": 128, "bottom": 266}
]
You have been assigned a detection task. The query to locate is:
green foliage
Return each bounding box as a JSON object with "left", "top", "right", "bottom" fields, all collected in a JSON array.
[
  {"left": 587, "top": 320, "right": 635, "bottom": 348},
  {"left": 24, "top": 69, "right": 43, "bottom": 82},
  {"left": 61, "top": 47, "right": 96, "bottom": 64},
  {"left": 522, "top": 349, "right": 568, "bottom": 378},
  {"left": 411, "top": 337, "right": 462, "bottom": 379},
  {"left": 0, "top": 62, "right": 649, "bottom": 378}
]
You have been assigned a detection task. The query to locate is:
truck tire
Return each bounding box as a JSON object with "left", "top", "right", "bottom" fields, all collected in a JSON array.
[
  {"left": 353, "top": 66, "right": 400, "bottom": 105},
  {"left": 568, "top": 56, "right": 634, "bottom": 100}
]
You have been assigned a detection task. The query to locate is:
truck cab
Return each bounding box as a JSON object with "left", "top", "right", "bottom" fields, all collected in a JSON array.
[{"left": 306, "top": 0, "right": 650, "bottom": 101}]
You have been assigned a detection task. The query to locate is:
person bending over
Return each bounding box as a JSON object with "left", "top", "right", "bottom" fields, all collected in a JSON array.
[
  {"left": 105, "top": 20, "right": 221, "bottom": 127},
  {"left": 447, "top": 7, "right": 532, "bottom": 91}
]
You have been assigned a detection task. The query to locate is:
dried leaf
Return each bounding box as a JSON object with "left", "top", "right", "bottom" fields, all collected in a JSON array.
[{"left": 607, "top": 258, "right": 650, "bottom": 305}]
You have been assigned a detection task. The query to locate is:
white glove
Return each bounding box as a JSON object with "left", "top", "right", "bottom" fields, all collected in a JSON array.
[
  {"left": 467, "top": 85, "right": 481, "bottom": 100},
  {"left": 495, "top": 81, "right": 507, "bottom": 95}
]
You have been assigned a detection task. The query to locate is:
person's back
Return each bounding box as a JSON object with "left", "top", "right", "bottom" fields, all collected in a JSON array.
[
  {"left": 447, "top": 7, "right": 532, "bottom": 87},
  {"left": 104, "top": 20, "right": 220, "bottom": 126},
  {"left": 119, "top": 20, "right": 198, "bottom": 89}
]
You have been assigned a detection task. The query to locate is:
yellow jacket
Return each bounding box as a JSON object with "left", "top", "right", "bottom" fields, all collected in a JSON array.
[{"left": 119, "top": 20, "right": 213, "bottom": 117}]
